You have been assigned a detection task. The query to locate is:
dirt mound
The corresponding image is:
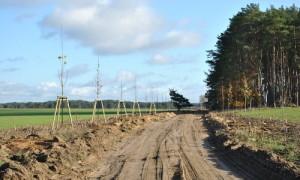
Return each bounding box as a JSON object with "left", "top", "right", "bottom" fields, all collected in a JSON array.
[
  {"left": 204, "top": 113, "right": 300, "bottom": 179},
  {"left": 0, "top": 112, "right": 173, "bottom": 179}
]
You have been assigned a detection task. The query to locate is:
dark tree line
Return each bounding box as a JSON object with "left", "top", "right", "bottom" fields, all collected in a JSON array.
[
  {"left": 206, "top": 4, "right": 300, "bottom": 110},
  {"left": 0, "top": 100, "right": 175, "bottom": 109}
]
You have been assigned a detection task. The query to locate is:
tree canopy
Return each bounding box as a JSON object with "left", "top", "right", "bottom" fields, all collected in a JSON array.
[
  {"left": 205, "top": 4, "right": 300, "bottom": 110},
  {"left": 169, "top": 89, "right": 193, "bottom": 111}
]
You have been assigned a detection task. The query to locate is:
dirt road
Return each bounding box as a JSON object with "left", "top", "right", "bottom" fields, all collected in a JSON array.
[{"left": 90, "top": 114, "right": 244, "bottom": 180}]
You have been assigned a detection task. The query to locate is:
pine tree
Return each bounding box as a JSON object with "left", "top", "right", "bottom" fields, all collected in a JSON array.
[{"left": 169, "top": 89, "right": 193, "bottom": 111}]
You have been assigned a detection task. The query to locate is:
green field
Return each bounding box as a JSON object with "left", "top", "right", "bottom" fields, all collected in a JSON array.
[
  {"left": 239, "top": 107, "right": 300, "bottom": 123},
  {"left": 0, "top": 108, "right": 169, "bottom": 129}
]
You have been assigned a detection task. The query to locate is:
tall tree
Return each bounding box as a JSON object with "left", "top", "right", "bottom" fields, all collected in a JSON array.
[{"left": 205, "top": 4, "right": 300, "bottom": 110}]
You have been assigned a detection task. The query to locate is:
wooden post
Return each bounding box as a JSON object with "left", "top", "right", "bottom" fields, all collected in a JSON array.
[
  {"left": 53, "top": 98, "right": 59, "bottom": 130},
  {"left": 66, "top": 98, "right": 73, "bottom": 127},
  {"left": 52, "top": 96, "right": 73, "bottom": 130},
  {"left": 132, "top": 102, "right": 141, "bottom": 117},
  {"left": 92, "top": 99, "right": 106, "bottom": 123},
  {"left": 56, "top": 98, "right": 62, "bottom": 129},
  {"left": 149, "top": 102, "right": 156, "bottom": 115},
  {"left": 117, "top": 100, "right": 127, "bottom": 119}
]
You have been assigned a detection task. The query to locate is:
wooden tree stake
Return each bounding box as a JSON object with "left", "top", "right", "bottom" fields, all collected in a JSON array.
[
  {"left": 149, "top": 102, "right": 157, "bottom": 115},
  {"left": 92, "top": 99, "right": 106, "bottom": 123},
  {"left": 117, "top": 100, "right": 128, "bottom": 119},
  {"left": 132, "top": 102, "right": 141, "bottom": 117},
  {"left": 53, "top": 96, "right": 73, "bottom": 130}
]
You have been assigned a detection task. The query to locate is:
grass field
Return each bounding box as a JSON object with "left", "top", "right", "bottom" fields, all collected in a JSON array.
[
  {"left": 0, "top": 108, "right": 170, "bottom": 130},
  {"left": 238, "top": 107, "right": 300, "bottom": 123}
]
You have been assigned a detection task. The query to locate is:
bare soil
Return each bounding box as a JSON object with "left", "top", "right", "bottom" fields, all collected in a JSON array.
[
  {"left": 90, "top": 113, "right": 242, "bottom": 180},
  {"left": 0, "top": 111, "right": 299, "bottom": 179},
  {"left": 205, "top": 112, "right": 300, "bottom": 180},
  {"left": 0, "top": 113, "right": 175, "bottom": 179}
]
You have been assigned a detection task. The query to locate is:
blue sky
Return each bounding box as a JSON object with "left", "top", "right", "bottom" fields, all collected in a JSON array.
[{"left": 0, "top": 0, "right": 298, "bottom": 103}]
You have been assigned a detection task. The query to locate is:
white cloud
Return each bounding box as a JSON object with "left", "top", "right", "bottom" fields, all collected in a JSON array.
[
  {"left": 0, "top": 81, "right": 95, "bottom": 102},
  {"left": 0, "top": 77, "right": 174, "bottom": 103},
  {"left": 0, "top": 81, "right": 59, "bottom": 102},
  {"left": 70, "top": 87, "right": 94, "bottom": 97},
  {"left": 37, "top": 81, "right": 58, "bottom": 91},
  {"left": 67, "top": 64, "right": 89, "bottom": 78},
  {"left": 0, "top": 81, "right": 31, "bottom": 97},
  {"left": 40, "top": 0, "right": 200, "bottom": 55},
  {"left": 35, "top": 82, "right": 60, "bottom": 100},
  {"left": 117, "top": 70, "right": 135, "bottom": 82},
  {"left": 147, "top": 53, "right": 199, "bottom": 65},
  {"left": 147, "top": 54, "right": 173, "bottom": 65},
  {"left": 152, "top": 31, "right": 200, "bottom": 50}
]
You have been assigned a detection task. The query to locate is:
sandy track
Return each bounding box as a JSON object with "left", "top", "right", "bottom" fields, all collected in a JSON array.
[{"left": 90, "top": 114, "right": 243, "bottom": 180}]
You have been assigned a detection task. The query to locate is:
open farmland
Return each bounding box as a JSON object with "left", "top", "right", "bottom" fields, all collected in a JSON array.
[
  {"left": 238, "top": 107, "right": 300, "bottom": 123},
  {"left": 0, "top": 108, "right": 170, "bottom": 130}
]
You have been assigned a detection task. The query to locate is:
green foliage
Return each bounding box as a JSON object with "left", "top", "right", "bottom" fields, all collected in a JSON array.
[
  {"left": 205, "top": 4, "right": 300, "bottom": 109},
  {"left": 234, "top": 129, "right": 300, "bottom": 167},
  {"left": 169, "top": 89, "right": 193, "bottom": 111}
]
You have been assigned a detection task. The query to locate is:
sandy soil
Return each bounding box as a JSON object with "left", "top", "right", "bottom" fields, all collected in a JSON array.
[
  {"left": 90, "top": 113, "right": 244, "bottom": 180},
  {"left": 0, "top": 112, "right": 179, "bottom": 179},
  {"left": 1, "top": 111, "right": 298, "bottom": 179}
]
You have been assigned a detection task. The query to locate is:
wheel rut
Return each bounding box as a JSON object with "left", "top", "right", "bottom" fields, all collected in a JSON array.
[{"left": 91, "top": 114, "right": 247, "bottom": 180}]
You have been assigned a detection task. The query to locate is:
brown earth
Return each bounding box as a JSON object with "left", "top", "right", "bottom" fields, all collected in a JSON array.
[
  {"left": 89, "top": 113, "right": 243, "bottom": 180},
  {"left": 205, "top": 112, "right": 300, "bottom": 180},
  {"left": 0, "top": 111, "right": 299, "bottom": 179},
  {"left": 0, "top": 112, "right": 176, "bottom": 179}
]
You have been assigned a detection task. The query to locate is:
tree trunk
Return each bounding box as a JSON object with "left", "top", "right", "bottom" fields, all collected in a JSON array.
[
  {"left": 297, "top": 71, "right": 299, "bottom": 106},
  {"left": 272, "top": 45, "right": 276, "bottom": 107}
]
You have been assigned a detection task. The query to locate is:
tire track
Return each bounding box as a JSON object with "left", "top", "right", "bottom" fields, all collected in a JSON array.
[
  {"left": 92, "top": 114, "right": 246, "bottom": 180},
  {"left": 190, "top": 118, "right": 225, "bottom": 179},
  {"left": 141, "top": 118, "right": 178, "bottom": 180},
  {"left": 178, "top": 117, "right": 217, "bottom": 180}
]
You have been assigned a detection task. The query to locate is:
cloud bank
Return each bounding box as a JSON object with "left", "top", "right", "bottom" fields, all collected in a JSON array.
[
  {"left": 40, "top": 0, "right": 200, "bottom": 55},
  {"left": 67, "top": 64, "right": 90, "bottom": 79}
]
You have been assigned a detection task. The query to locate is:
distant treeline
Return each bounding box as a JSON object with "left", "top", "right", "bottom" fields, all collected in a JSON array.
[{"left": 0, "top": 100, "right": 198, "bottom": 109}]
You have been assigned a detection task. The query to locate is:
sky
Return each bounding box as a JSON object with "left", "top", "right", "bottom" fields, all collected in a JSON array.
[{"left": 0, "top": 0, "right": 298, "bottom": 103}]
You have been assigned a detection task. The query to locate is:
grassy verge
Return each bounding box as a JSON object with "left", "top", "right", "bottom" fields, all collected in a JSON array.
[
  {"left": 238, "top": 107, "right": 300, "bottom": 123},
  {"left": 234, "top": 130, "right": 299, "bottom": 166},
  {"left": 221, "top": 110, "right": 300, "bottom": 167}
]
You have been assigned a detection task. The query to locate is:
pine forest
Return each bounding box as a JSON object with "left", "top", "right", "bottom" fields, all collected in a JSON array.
[{"left": 205, "top": 4, "right": 300, "bottom": 109}]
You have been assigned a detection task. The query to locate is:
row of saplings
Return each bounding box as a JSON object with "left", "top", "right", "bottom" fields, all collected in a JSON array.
[{"left": 52, "top": 89, "right": 193, "bottom": 130}]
